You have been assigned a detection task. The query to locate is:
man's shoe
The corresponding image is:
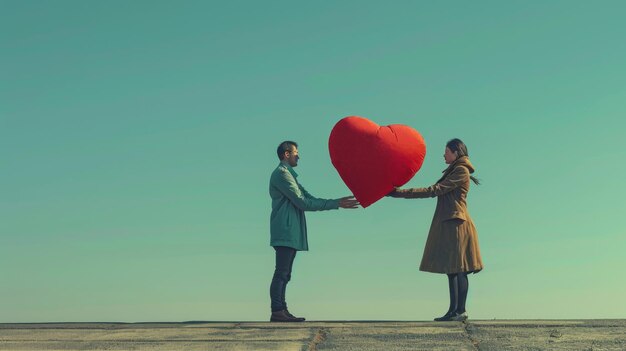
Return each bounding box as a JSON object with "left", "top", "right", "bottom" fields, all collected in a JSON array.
[
  {"left": 285, "top": 310, "right": 306, "bottom": 322},
  {"left": 270, "top": 310, "right": 305, "bottom": 322},
  {"left": 450, "top": 312, "right": 468, "bottom": 322}
]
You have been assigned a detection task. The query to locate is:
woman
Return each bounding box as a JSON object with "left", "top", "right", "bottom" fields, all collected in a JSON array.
[{"left": 388, "top": 138, "right": 483, "bottom": 322}]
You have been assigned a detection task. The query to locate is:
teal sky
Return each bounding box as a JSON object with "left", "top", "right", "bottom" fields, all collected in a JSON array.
[{"left": 2, "top": 1, "right": 626, "bottom": 322}]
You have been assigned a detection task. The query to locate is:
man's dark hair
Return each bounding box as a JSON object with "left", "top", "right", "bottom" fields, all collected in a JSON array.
[{"left": 277, "top": 141, "right": 298, "bottom": 160}]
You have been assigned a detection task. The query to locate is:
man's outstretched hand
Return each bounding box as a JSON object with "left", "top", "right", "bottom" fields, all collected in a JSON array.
[{"left": 338, "top": 196, "right": 360, "bottom": 209}]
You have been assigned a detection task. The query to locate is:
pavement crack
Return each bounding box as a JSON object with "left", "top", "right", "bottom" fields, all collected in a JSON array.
[
  {"left": 462, "top": 321, "right": 481, "bottom": 351},
  {"left": 549, "top": 329, "right": 562, "bottom": 338},
  {"left": 307, "top": 327, "right": 328, "bottom": 351}
]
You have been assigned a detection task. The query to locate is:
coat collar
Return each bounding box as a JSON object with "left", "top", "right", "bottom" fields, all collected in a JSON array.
[
  {"left": 442, "top": 156, "right": 475, "bottom": 175},
  {"left": 437, "top": 156, "right": 475, "bottom": 183},
  {"left": 279, "top": 161, "right": 298, "bottom": 178}
]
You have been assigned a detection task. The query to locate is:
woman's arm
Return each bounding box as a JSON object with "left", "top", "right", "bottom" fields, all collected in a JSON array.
[
  {"left": 388, "top": 187, "right": 432, "bottom": 198},
  {"left": 388, "top": 166, "right": 469, "bottom": 199}
]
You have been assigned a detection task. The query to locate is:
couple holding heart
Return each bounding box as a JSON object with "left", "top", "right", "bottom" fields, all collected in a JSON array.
[{"left": 268, "top": 117, "right": 483, "bottom": 323}]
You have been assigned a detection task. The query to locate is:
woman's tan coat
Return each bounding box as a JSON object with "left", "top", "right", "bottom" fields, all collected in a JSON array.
[{"left": 390, "top": 156, "right": 483, "bottom": 274}]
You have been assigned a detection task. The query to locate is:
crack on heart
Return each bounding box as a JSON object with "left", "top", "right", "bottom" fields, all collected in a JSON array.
[{"left": 389, "top": 126, "right": 399, "bottom": 142}]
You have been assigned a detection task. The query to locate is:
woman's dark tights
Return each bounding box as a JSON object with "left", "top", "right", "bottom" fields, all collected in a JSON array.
[{"left": 447, "top": 272, "right": 469, "bottom": 314}]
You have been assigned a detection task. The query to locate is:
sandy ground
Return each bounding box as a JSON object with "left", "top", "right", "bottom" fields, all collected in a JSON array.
[{"left": 0, "top": 320, "right": 624, "bottom": 350}]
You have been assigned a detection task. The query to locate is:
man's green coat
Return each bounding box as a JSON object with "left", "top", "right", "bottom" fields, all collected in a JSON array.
[{"left": 269, "top": 162, "right": 339, "bottom": 251}]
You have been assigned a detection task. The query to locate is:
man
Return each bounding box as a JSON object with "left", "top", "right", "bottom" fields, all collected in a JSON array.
[{"left": 269, "top": 141, "right": 359, "bottom": 322}]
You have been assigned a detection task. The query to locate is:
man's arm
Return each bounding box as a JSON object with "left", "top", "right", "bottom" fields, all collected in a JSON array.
[{"left": 272, "top": 170, "right": 340, "bottom": 211}]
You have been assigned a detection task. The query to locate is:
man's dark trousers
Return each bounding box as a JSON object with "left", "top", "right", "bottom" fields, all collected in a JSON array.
[{"left": 270, "top": 246, "right": 297, "bottom": 312}]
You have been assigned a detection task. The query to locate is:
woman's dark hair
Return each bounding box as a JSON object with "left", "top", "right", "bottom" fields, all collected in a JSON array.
[
  {"left": 277, "top": 141, "right": 298, "bottom": 160},
  {"left": 446, "top": 138, "right": 480, "bottom": 185}
]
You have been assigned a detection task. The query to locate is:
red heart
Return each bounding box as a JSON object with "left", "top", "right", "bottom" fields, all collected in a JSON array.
[{"left": 329, "top": 116, "right": 426, "bottom": 208}]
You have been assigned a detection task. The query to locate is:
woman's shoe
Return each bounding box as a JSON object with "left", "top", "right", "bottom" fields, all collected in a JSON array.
[
  {"left": 450, "top": 312, "right": 468, "bottom": 321},
  {"left": 434, "top": 312, "right": 455, "bottom": 322}
]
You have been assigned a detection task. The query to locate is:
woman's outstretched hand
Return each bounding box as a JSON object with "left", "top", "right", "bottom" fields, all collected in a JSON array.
[
  {"left": 386, "top": 187, "right": 402, "bottom": 198},
  {"left": 338, "top": 196, "right": 360, "bottom": 209}
]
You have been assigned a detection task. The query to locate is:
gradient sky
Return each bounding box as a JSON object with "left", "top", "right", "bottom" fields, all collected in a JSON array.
[{"left": 2, "top": 1, "right": 626, "bottom": 322}]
